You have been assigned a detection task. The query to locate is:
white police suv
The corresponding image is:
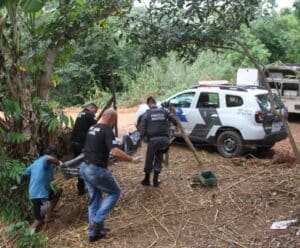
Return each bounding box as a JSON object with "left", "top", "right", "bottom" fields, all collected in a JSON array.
[{"left": 136, "top": 85, "right": 288, "bottom": 158}]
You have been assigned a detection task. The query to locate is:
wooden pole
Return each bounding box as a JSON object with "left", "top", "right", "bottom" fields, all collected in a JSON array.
[
  {"left": 169, "top": 106, "right": 202, "bottom": 166},
  {"left": 110, "top": 69, "right": 118, "bottom": 137},
  {"left": 96, "top": 96, "right": 114, "bottom": 121}
]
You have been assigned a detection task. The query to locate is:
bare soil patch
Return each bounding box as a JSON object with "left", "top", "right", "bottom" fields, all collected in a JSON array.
[{"left": 43, "top": 109, "right": 300, "bottom": 247}]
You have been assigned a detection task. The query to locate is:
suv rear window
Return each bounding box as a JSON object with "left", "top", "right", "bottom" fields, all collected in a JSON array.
[
  {"left": 226, "top": 95, "right": 243, "bottom": 107},
  {"left": 256, "top": 93, "right": 284, "bottom": 110}
]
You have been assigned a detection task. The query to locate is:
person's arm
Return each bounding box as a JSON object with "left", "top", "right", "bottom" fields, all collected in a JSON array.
[
  {"left": 21, "top": 165, "right": 32, "bottom": 183},
  {"left": 166, "top": 110, "right": 178, "bottom": 127},
  {"left": 106, "top": 128, "right": 142, "bottom": 164},
  {"left": 23, "top": 165, "right": 32, "bottom": 176},
  {"left": 139, "top": 113, "right": 147, "bottom": 140},
  {"left": 45, "top": 156, "right": 61, "bottom": 167},
  {"left": 110, "top": 147, "right": 141, "bottom": 163}
]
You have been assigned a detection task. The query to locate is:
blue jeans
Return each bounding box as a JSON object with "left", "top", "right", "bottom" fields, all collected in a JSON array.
[{"left": 80, "top": 162, "right": 121, "bottom": 237}]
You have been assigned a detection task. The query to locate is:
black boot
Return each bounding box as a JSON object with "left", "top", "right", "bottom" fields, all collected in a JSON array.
[
  {"left": 153, "top": 172, "right": 160, "bottom": 187},
  {"left": 141, "top": 173, "right": 150, "bottom": 186},
  {"left": 89, "top": 230, "right": 107, "bottom": 242},
  {"left": 77, "top": 178, "right": 86, "bottom": 196}
]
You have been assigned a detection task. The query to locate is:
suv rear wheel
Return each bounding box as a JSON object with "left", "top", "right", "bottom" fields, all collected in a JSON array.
[{"left": 217, "top": 131, "right": 243, "bottom": 157}]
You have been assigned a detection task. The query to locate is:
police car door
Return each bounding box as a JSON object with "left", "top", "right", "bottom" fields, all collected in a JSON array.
[
  {"left": 168, "top": 90, "right": 199, "bottom": 134},
  {"left": 189, "top": 91, "right": 222, "bottom": 142}
]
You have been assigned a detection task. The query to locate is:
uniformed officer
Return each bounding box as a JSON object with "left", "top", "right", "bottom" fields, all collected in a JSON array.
[
  {"left": 140, "top": 96, "right": 177, "bottom": 187},
  {"left": 80, "top": 108, "right": 142, "bottom": 242},
  {"left": 71, "top": 103, "right": 98, "bottom": 195}
]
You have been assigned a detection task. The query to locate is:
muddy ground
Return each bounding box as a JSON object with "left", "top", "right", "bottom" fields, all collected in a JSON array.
[{"left": 2, "top": 108, "right": 300, "bottom": 247}]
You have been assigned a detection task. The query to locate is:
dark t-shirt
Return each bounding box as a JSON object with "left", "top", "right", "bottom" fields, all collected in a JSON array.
[
  {"left": 83, "top": 124, "right": 118, "bottom": 168},
  {"left": 71, "top": 109, "right": 97, "bottom": 145}
]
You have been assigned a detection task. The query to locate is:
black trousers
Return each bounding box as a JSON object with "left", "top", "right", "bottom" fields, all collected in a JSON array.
[
  {"left": 144, "top": 136, "right": 170, "bottom": 173},
  {"left": 71, "top": 141, "right": 85, "bottom": 192},
  {"left": 31, "top": 189, "right": 55, "bottom": 220}
]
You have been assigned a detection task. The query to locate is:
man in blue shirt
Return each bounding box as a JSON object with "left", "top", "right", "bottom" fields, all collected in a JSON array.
[{"left": 23, "top": 145, "right": 62, "bottom": 231}]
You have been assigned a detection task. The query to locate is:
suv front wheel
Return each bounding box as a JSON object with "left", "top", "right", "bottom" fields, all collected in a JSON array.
[{"left": 216, "top": 131, "right": 244, "bottom": 158}]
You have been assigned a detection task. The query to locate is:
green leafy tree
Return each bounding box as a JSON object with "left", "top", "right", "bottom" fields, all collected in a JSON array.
[
  {"left": 225, "top": 25, "right": 271, "bottom": 67},
  {"left": 0, "top": 0, "right": 132, "bottom": 155},
  {"left": 129, "top": 0, "right": 262, "bottom": 62},
  {"left": 51, "top": 18, "right": 144, "bottom": 106},
  {"left": 294, "top": 0, "right": 300, "bottom": 19},
  {"left": 250, "top": 12, "right": 292, "bottom": 62}
]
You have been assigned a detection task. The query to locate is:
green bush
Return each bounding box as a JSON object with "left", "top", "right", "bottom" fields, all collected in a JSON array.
[
  {"left": 118, "top": 51, "right": 235, "bottom": 106},
  {"left": 0, "top": 147, "right": 31, "bottom": 222},
  {"left": 6, "top": 221, "right": 48, "bottom": 248}
]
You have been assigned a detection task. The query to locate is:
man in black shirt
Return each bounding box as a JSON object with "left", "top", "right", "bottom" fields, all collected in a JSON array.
[
  {"left": 80, "top": 108, "right": 141, "bottom": 243},
  {"left": 140, "top": 96, "right": 177, "bottom": 187},
  {"left": 71, "top": 103, "right": 98, "bottom": 195}
]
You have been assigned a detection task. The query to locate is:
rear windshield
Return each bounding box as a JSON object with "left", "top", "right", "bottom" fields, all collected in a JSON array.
[{"left": 256, "top": 94, "right": 284, "bottom": 110}]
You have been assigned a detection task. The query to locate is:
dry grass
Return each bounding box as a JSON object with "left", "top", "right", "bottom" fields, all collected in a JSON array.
[
  {"left": 40, "top": 144, "right": 300, "bottom": 248},
  {"left": 1, "top": 134, "right": 299, "bottom": 247}
]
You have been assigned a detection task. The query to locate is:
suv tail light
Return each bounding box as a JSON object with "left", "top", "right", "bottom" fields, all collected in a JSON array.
[{"left": 255, "top": 111, "right": 265, "bottom": 123}]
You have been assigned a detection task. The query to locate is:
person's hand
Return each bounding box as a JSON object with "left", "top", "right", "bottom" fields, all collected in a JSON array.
[
  {"left": 10, "top": 185, "right": 18, "bottom": 193},
  {"left": 132, "top": 156, "right": 143, "bottom": 164},
  {"left": 58, "top": 160, "right": 64, "bottom": 167}
]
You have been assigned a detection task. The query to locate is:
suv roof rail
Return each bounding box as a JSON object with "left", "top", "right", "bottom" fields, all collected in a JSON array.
[
  {"left": 191, "top": 84, "right": 248, "bottom": 92},
  {"left": 191, "top": 84, "right": 266, "bottom": 92},
  {"left": 237, "top": 85, "right": 266, "bottom": 90},
  {"left": 191, "top": 83, "right": 231, "bottom": 89}
]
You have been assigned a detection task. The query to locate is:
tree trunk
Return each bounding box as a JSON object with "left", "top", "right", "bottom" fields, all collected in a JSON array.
[
  {"left": 37, "top": 46, "right": 59, "bottom": 101},
  {"left": 21, "top": 85, "right": 38, "bottom": 156}
]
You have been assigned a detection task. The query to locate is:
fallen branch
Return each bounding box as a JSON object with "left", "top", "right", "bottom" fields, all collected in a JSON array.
[
  {"left": 142, "top": 205, "right": 176, "bottom": 244},
  {"left": 174, "top": 217, "right": 191, "bottom": 246},
  {"left": 199, "top": 224, "right": 249, "bottom": 248},
  {"left": 147, "top": 226, "right": 159, "bottom": 248}
]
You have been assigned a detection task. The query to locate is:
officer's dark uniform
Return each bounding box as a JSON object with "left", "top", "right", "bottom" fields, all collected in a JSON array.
[
  {"left": 140, "top": 105, "right": 177, "bottom": 186},
  {"left": 71, "top": 108, "right": 97, "bottom": 195}
]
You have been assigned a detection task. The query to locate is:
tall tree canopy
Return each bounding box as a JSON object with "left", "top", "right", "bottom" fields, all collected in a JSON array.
[{"left": 129, "top": 0, "right": 263, "bottom": 62}]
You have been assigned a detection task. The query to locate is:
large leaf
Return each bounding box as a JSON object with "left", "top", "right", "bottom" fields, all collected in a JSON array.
[
  {"left": 1, "top": 99, "right": 22, "bottom": 120},
  {"left": 20, "top": 0, "right": 47, "bottom": 13}
]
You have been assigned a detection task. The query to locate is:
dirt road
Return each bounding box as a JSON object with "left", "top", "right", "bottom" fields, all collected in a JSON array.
[{"left": 64, "top": 107, "right": 138, "bottom": 136}]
